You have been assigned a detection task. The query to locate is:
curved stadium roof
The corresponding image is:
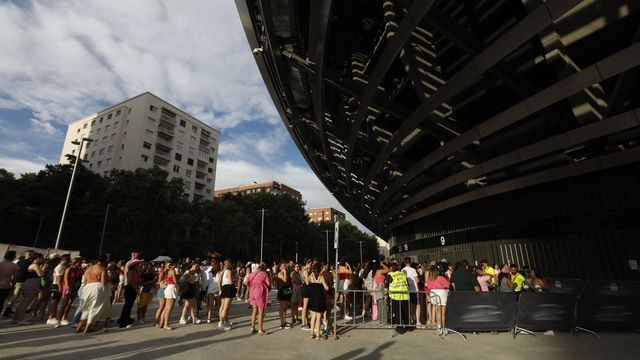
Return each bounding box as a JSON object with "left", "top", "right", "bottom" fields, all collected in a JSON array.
[{"left": 236, "top": 0, "right": 640, "bottom": 237}]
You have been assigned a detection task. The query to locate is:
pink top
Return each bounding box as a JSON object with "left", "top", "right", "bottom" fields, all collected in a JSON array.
[
  {"left": 425, "top": 276, "right": 450, "bottom": 291},
  {"left": 248, "top": 271, "right": 269, "bottom": 309},
  {"left": 477, "top": 275, "right": 490, "bottom": 292}
]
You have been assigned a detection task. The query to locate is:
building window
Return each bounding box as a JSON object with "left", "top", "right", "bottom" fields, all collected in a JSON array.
[
  {"left": 207, "top": 168, "right": 213, "bottom": 174},
  {"left": 205, "top": 189, "right": 211, "bottom": 194},
  {"left": 145, "top": 129, "right": 154, "bottom": 136},
  {"left": 174, "top": 153, "right": 182, "bottom": 161},
  {"left": 180, "top": 119, "right": 186, "bottom": 127},
  {"left": 143, "top": 141, "right": 152, "bottom": 149},
  {"left": 206, "top": 178, "right": 212, "bottom": 184},
  {"left": 106, "top": 158, "right": 111, "bottom": 165},
  {"left": 97, "top": 160, "right": 102, "bottom": 167},
  {"left": 99, "top": 117, "right": 103, "bottom": 123},
  {"left": 107, "top": 114, "right": 112, "bottom": 120},
  {"left": 191, "top": 136, "right": 197, "bottom": 142},
  {"left": 86, "top": 142, "right": 91, "bottom": 148},
  {"left": 99, "top": 148, "right": 105, "bottom": 155},
  {"left": 188, "top": 147, "right": 195, "bottom": 155},
  {"left": 107, "top": 145, "right": 114, "bottom": 153},
  {"left": 116, "top": 110, "right": 121, "bottom": 117},
  {"left": 76, "top": 128, "right": 80, "bottom": 133},
  {"left": 187, "top": 158, "right": 194, "bottom": 166},
  {"left": 141, "top": 154, "right": 149, "bottom": 162},
  {"left": 150, "top": 105, "right": 158, "bottom": 113},
  {"left": 105, "top": 125, "right": 110, "bottom": 131},
  {"left": 102, "top": 136, "right": 107, "bottom": 144},
  {"left": 91, "top": 120, "right": 96, "bottom": 125},
  {"left": 83, "top": 153, "right": 88, "bottom": 160},
  {"left": 173, "top": 165, "right": 180, "bottom": 173},
  {"left": 89, "top": 163, "right": 93, "bottom": 169},
  {"left": 186, "top": 169, "right": 192, "bottom": 178},
  {"left": 91, "top": 151, "right": 95, "bottom": 158},
  {"left": 128, "top": 108, "right": 131, "bottom": 114},
  {"left": 113, "top": 121, "right": 119, "bottom": 128},
  {"left": 192, "top": 125, "right": 198, "bottom": 133},
  {"left": 209, "top": 157, "right": 214, "bottom": 163},
  {"left": 176, "top": 142, "right": 184, "bottom": 150},
  {"left": 121, "top": 144, "right": 125, "bottom": 150},
  {"left": 147, "top": 117, "right": 156, "bottom": 125},
  {"left": 83, "top": 123, "right": 87, "bottom": 129}
]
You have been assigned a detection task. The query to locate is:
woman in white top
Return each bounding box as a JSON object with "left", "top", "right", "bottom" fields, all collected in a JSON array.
[
  {"left": 217, "top": 259, "right": 235, "bottom": 330},
  {"left": 205, "top": 260, "right": 221, "bottom": 323}
]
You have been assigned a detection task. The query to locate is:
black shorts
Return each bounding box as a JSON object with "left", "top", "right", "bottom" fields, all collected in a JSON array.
[
  {"left": 51, "top": 289, "right": 62, "bottom": 302},
  {"left": 220, "top": 284, "right": 236, "bottom": 299},
  {"left": 301, "top": 284, "right": 309, "bottom": 299},
  {"left": 277, "top": 287, "right": 292, "bottom": 302},
  {"left": 182, "top": 284, "right": 196, "bottom": 300},
  {"left": 409, "top": 292, "right": 418, "bottom": 305}
]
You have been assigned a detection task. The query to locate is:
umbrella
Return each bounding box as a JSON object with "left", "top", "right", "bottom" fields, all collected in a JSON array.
[{"left": 152, "top": 256, "right": 172, "bottom": 262}]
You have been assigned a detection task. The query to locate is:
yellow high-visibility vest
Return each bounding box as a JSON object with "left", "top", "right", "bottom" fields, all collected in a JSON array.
[{"left": 388, "top": 271, "right": 409, "bottom": 300}]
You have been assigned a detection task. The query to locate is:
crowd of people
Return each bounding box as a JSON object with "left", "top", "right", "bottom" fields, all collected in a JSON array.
[{"left": 0, "top": 248, "right": 550, "bottom": 337}]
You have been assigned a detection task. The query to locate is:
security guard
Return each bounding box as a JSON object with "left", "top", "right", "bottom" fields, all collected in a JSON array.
[{"left": 387, "top": 262, "right": 410, "bottom": 334}]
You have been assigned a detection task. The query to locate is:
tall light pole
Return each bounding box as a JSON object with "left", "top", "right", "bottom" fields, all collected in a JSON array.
[
  {"left": 323, "top": 230, "right": 331, "bottom": 263},
  {"left": 97, "top": 204, "right": 110, "bottom": 256},
  {"left": 25, "top": 207, "right": 43, "bottom": 248},
  {"left": 259, "top": 208, "right": 269, "bottom": 263},
  {"left": 295, "top": 241, "right": 298, "bottom": 263},
  {"left": 55, "top": 137, "right": 92, "bottom": 250},
  {"left": 359, "top": 240, "right": 363, "bottom": 265}
]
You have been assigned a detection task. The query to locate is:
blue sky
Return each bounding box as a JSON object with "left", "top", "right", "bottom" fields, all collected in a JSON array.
[{"left": 0, "top": 0, "right": 372, "bottom": 234}]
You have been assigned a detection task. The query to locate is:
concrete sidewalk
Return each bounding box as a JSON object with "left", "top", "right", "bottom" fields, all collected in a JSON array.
[{"left": 0, "top": 295, "right": 637, "bottom": 360}]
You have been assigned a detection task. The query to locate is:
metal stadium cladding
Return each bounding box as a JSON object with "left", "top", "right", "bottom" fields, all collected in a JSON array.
[{"left": 236, "top": 0, "right": 640, "bottom": 280}]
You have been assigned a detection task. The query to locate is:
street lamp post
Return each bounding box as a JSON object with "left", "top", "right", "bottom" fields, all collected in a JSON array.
[
  {"left": 359, "top": 240, "right": 363, "bottom": 265},
  {"left": 323, "top": 230, "right": 331, "bottom": 263},
  {"left": 295, "top": 241, "right": 298, "bottom": 263},
  {"left": 259, "top": 208, "right": 268, "bottom": 263},
  {"left": 25, "top": 207, "right": 43, "bottom": 248},
  {"left": 97, "top": 203, "right": 110, "bottom": 256},
  {"left": 54, "top": 137, "right": 92, "bottom": 250}
]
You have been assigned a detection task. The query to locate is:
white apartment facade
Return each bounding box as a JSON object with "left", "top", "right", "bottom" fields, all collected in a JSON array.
[{"left": 59, "top": 92, "right": 220, "bottom": 201}]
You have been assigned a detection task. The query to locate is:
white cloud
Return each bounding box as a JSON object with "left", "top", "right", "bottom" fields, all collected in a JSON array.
[
  {"left": 216, "top": 159, "right": 374, "bottom": 235},
  {"left": 0, "top": 156, "right": 47, "bottom": 176},
  {"left": 219, "top": 125, "right": 290, "bottom": 163},
  {"left": 0, "top": 0, "right": 277, "bottom": 134}
]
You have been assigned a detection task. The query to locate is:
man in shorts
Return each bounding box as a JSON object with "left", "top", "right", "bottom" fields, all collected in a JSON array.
[
  {"left": 0, "top": 251, "right": 19, "bottom": 313},
  {"left": 136, "top": 263, "right": 155, "bottom": 324},
  {"left": 401, "top": 257, "right": 420, "bottom": 326},
  {"left": 47, "top": 254, "right": 69, "bottom": 325}
]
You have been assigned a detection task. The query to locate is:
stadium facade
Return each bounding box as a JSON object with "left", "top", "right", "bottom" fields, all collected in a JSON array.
[{"left": 236, "top": 0, "right": 640, "bottom": 279}]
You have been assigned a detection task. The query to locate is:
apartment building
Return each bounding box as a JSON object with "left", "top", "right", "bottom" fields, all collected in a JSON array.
[
  {"left": 306, "top": 207, "right": 345, "bottom": 224},
  {"left": 59, "top": 92, "right": 220, "bottom": 201},
  {"left": 213, "top": 181, "right": 302, "bottom": 202}
]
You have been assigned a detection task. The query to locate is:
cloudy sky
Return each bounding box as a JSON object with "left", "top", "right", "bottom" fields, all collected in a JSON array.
[{"left": 0, "top": 0, "right": 372, "bottom": 234}]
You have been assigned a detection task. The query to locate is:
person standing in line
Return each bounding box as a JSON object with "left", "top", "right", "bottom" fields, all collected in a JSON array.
[
  {"left": 337, "top": 258, "right": 352, "bottom": 320},
  {"left": 0, "top": 251, "right": 19, "bottom": 317},
  {"left": 159, "top": 262, "right": 178, "bottom": 330},
  {"left": 247, "top": 263, "right": 270, "bottom": 335},
  {"left": 299, "top": 259, "right": 312, "bottom": 330},
  {"left": 373, "top": 260, "right": 389, "bottom": 324},
  {"left": 179, "top": 262, "right": 202, "bottom": 325},
  {"left": 387, "top": 262, "right": 410, "bottom": 334},
  {"left": 217, "top": 259, "right": 235, "bottom": 331},
  {"left": 31, "top": 255, "right": 57, "bottom": 321},
  {"left": 3, "top": 250, "right": 34, "bottom": 317},
  {"left": 290, "top": 263, "right": 303, "bottom": 324},
  {"left": 401, "top": 257, "right": 420, "bottom": 325},
  {"left": 450, "top": 261, "right": 479, "bottom": 292},
  {"left": 276, "top": 261, "right": 292, "bottom": 329},
  {"left": 11, "top": 253, "right": 44, "bottom": 325},
  {"left": 57, "top": 257, "right": 83, "bottom": 326},
  {"left": 47, "top": 255, "right": 69, "bottom": 325},
  {"left": 426, "top": 265, "right": 450, "bottom": 332},
  {"left": 77, "top": 256, "right": 109, "bottom": 334},
  {"left": 205, "top": 259, "right": 220, "bottom": 323},
  {"left": 136, "top": 263, "right": 156, "bottom": 324},
  {"left": 155, "top": 263, "right": 167, "bottom": 327},
  {"left": 307, "top": 263, "right": 329, "bottom": 340},
  {"left": 118, "top": 261, "right": 140, "bottom": 328},
  {"left": 509, "top": 264, "right": 526, "bottom": 293}
]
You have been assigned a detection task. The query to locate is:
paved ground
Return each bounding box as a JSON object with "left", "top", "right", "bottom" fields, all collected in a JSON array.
[{"left": 0, "top": 294, "right": 637, "bottom": 360}]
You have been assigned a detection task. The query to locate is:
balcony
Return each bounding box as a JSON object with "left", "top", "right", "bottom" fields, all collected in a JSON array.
[
  {"left": 158, "top": 126, "right": 174, "bottom": 138},
  {"left": 156, "top": 137, "right": 173, "bottom": 148},
  {"left": 197, "top": 150, "right": 209, "bottom": 162},
  {"left": 154, "top": 149, "right": 171, "bottom": 161},
  {"left": 153, "top": 162, "right": 168, "bottom": 171}
]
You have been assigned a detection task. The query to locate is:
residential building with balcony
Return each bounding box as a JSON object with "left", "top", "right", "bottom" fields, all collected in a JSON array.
[
  {"left": 59, "top": 92, "right": 220, "bottom": 201},
  {"left": 213, "top": 181, "right": 302, "bottom": 202},
  {"left": 306, "top": 207, "right": 345, "bottom": 224}
]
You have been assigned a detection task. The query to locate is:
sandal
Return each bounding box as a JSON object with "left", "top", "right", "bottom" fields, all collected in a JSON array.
[
  {"left": 259, "top": 330, "right": 268, "bottom": 336},
  {"left": 250, "top": 328, "right": 257, "bottom": 334},
  {"left": 162, "top": 326, "right": 173, "bottom": 330}
]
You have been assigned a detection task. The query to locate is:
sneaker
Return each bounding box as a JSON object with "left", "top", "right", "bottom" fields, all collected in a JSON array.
[
  {"left": 543, "top": 330, "right": 555, "bottom": 336},
  {"left": 194, "top": 319, "right": 202, "bottom": 325},
  {"left": 344, "top": 315, "right": 353, "bottom": 321},
  {"left": 46, "top": 319, "right": 57, "bottom": 325},
  {"left": 206, "top": 319, "right": 211, "bottom": 324},
  {"left": 298, "top": 307, "right": 303, "bottom": 311},
  {"left": 223, "top": 325, "right": 231, "bottom": 331},
  {"left": 218, "top": 321, "right": 222, "bottom": 328},
  {"left": 60, "top": 320, "right": 69, "bottom": 326},
  {"left": 280, "top": 323, "right": 291, "bottom": 329},
  {"left": 138, "top": 319, "right": 146, "bottom": 325},
  {"left": 179, "top": 318, "right": 187, "bottom": 325},
  {"left": 300, "top": 325, "right": 311, "bottom": 331},
  {"left": 125, "top": 324, "right": 133, "bottom": 329}
]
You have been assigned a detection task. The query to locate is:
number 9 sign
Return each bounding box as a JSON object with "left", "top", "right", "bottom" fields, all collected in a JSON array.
[{"left": 440, "top": 236, "right": 445, "bottom": 246}]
